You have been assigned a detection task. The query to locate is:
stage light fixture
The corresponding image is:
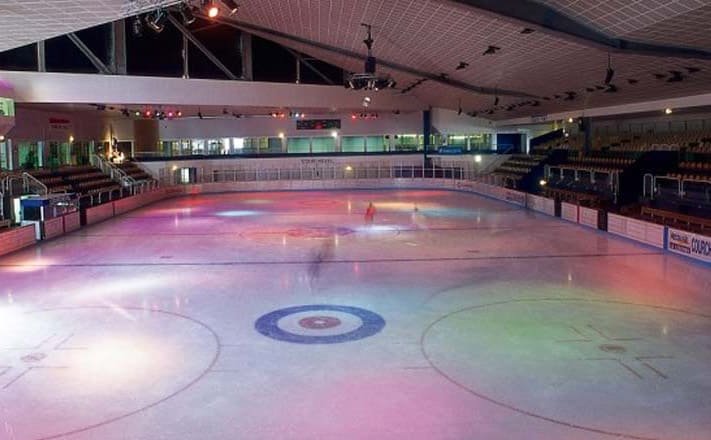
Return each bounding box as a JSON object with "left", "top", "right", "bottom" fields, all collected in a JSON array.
[
  {"left": 665, "top": 108, "right": 673, "bottom": 115},
  {"left": 206, "top": 1, "right": 219, "bottom": 18},
  {"left": 567, "top": 117, "right": 574, "bottom": 123},
  {"left": 604, "top": 53, "right": 615, "bottom": 85},
  {"left": 131, "top": 15, "right": 144, "bottom": 37},
  {"left": 146, "top": 9, "right": 168, "bottom": 33},
  {"left": 221, "top": 0, "right": 239, "bottom": 14},
  {"left": 482, "top": 45, "right": 501, "bottom": 55},
  {"left": 176, "top": 110, "right": 183, "bottom": 117},
  {"left": 180, "top": 4, "right": 196, "bottom": 25}
]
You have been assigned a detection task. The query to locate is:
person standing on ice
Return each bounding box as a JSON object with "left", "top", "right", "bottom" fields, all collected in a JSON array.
[{"left": 364, "top": 202, "right": 376, "bottom": 224}]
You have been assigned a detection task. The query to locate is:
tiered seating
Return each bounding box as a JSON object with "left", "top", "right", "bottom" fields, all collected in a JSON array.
[
  {"left": 117, "top": 162, "right": 154, "bottom": 181},
  {"left": 640, "top": 207, "right": 711, "bottom": 235},
  {"left": 559, "top": 154, "right": 635, "bottom": 173},
  {"left": 30, "top": 166, "right": 121, "bottom": 197},
  {"left": 492, "top": 154, "right": 546, "bottom": 187},
  {"left": 668, "top": 161, "right": 711, "bottom": 182}
]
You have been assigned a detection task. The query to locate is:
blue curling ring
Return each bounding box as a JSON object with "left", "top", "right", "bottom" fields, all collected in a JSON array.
[{"left": 255, "top": 305, "right": 386, "bottom": 344}]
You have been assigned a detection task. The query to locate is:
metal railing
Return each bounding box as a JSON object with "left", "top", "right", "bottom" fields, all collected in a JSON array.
[
  {"left": 91, "top": 154, "right": 159, "bottom": 196},
  {"left": 646, "top": 173, "right": 711, "bottom": 202},
  {"left": 22, "top": 172, "right": 49, "bottom": 196},
  {"left": 162, "top": 163, "right": 492, "bottom": 186}
]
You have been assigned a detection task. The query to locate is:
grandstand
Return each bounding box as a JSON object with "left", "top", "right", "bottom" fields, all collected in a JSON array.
[{"left": 0, "top": 2, "right": 710, "bottom": 440}]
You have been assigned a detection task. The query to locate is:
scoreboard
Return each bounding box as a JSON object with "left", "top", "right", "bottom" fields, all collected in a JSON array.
[{"left": 296, "top": 119, "right": 341, "bottom": 130}]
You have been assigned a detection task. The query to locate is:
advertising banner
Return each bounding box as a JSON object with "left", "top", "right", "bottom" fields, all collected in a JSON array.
[{"left": 667, "top": 228, "right": 711, "bottom": 264}]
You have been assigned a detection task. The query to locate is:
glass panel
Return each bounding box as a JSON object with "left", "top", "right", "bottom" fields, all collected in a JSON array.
[
  {"left": 0, "top": 141, "right": 8, "bottom": 169},
  {"left": 0, "top": 98, "right": 14, "bottom": 117},
  {"left": 287, "top": 137, "right": 310, "bottom": 154},
  {"left": 447, "top": 135, "right": 467, "bottom": 147},
  {"left": 341, "top": 136, "right": 365, "bottom": 153},
  {"left": 18, "top": 142, "right": 40, "bottom": 169},
  {"left": 311, "top": 137, "right": 336, "bottom": 153},
  {"left": 365, "top": 136, "right": 386, "bottom": 152},
  {"left": 191, "top": 139, "right": 205, "bottom": 155},
  {"left": 265, "top": 137, "right": 282, "bottom": 154},
  {"left": 206, "top": 139, "right": 223, "bottom": 155},
  {"left": 396, "top": 134, "right": 419, "bottom": 152}
]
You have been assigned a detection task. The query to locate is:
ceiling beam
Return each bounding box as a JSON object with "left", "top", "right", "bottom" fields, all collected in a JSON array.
[
  {"left": 209, "top": 16, "right": 537, "bottom": 99},
  {"left": 167, "top": 14, "right": 240, "bottom": 80},
  {"left": 450, "top": 0, "right": 711, "bottom": 60},
  {"left": 283, "top": 47, "right": 335, "bottom": 85},
  {"left": 66, "top": 33, "right": 113, "bottom": 75}
]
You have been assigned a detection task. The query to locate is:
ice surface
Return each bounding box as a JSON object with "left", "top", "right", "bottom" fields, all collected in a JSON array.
[{"left": 0, "top": 190, "right": 709, "bottom": 440}]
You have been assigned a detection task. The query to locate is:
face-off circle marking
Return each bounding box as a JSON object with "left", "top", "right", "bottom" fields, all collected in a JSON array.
[
  {"left": 422, "top": 299, "right": 711, "bottom": 440},
  {"left": 255, "top": 305, "right": 385, "bottom": 344},
  {"left": 0, "top": 307, "right": 220, "bottom": 440},
  {"left": 299, "top": 316, "right": 342, "bottom": 329}
]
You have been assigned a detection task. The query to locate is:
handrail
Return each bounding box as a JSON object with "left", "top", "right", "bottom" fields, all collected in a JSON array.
[{"left": 21, "top": 172, "right": 49, "bottom": 196}]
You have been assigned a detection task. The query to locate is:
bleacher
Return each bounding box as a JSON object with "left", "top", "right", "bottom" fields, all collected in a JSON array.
[
  {"left": 491, "top": 154, "right": 547, "bottom": 189},
  {"left": 30, "top": 165, "right": 121, "bottom": 198},
  {"left": 117, "top": 161, "right": 155, "bottom": 182}
]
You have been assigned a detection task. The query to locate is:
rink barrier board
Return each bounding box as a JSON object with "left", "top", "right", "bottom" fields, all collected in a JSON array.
[
  {"left": 607, "top": 213, "right": 666, "bottom": 249},
  {"left": 41, "top": 217, "right": 65, "bottom": 240},
  {"left": 0, "top": 224, "right": 37, "bottom": 257},
  {"left": 579, "top": 207, "right": 600, "bottom": 229},
  {"left": 561, "top": 203, "right": 579, "bottom": 223},
  {"left": 526, "top": 194, "right": 556, "bottom": 216},
  {"left": 63, "top": 212, "right": 82, "bottom": 233},
  {"left": 667, "top": 228, "right": 711, "bottom": 264},
  {"left": 1, "top": 180, "right": 709, "bottom": 265}
]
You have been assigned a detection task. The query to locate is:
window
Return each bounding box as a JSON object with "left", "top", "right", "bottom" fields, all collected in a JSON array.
[
  {"left": 18, "top": 142, "right": 41, "bottom": 169},
  {"left": 365, "top": 136, "right": 386, "bottom": 152},
  {"left": 0, "top": 140, "right": 8, "bottom": 170},
  {"left": 0, "top": 98, "right": 14, "bottom": 117},
  {"left": 341, "top": 136, "right": 365, "bottom": 153},
  {"left": 311, "top": 137, "right": 336, "bottom": 153},
  {"left": 287, "top": 137, "right": 310, "bottom": 154}
]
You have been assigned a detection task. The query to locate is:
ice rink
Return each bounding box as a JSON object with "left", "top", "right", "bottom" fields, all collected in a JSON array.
[{"left": 0, "top": 189, "right": 709, "bottom": 440}]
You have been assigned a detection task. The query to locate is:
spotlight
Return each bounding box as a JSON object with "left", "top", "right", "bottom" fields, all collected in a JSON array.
[
  {"left": 176, "top": 110, "right": 182, "bottom": 117},
  {"left": 667, "top": 71, "right": 684, "bottom": 82},
  {"left": 131, "top": 15, "right": 144, "bottom": 37},
  {"left": 206, "top": 1, "right": 219, "bottom": 18},
  {"left": 221, "top": 0, "right": 239, "bottom": 14},
  {"left": 180, "top": 5, "right": 196, "bottom": 25},
  {"left": 146, "top": 9, "right": 168, "bottom": 33},
  {"left": 605, "top": 67, "right": 614, "bottom": 84},
  {"left": 665, "top": 108, "right": 673, "bottom": 115},
  {"left": 539, "top": 179, "right": 547, "bottom": 186},
  {"left": 331, "top": 130, "right": 338, "bottom": 138},
  {"left": 278, "top": 132, "right": 285, "bottom": 139},
  {"left": 567, "top": 117, "right": 574, "bottom": 123},
  {"left": 483, "top": 45, "right": 501, "bottom": 55},
  {"left": 144, "top": 110, "right": 152, "bottom": 118},
  {"left": 167, "top": 111, "right": 175, "bottom": 118},
  {"left": 134, "top": 111, "right": 141, "bottom": 117},
  {"left": 604, "top": 53, "right": 615, "bottom": 84}
]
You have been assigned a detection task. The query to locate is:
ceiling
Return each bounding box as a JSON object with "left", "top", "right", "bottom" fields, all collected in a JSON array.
[
  {"left": 2, "top": 0, "right": 711, "bottom": 120},
  {"left": 0, "top": 0, "right": 180, "bottom": 52}
]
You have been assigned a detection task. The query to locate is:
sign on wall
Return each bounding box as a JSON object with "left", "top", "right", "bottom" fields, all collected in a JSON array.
[
  {"left": 296, "top": 119, "right": 341, "bottom": 130},
  {"left": 667, "top": 228, "right": 711, "bottom": 264},
  {"left": 48, "top": 117, "right": 72, "bottom": 131}
]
